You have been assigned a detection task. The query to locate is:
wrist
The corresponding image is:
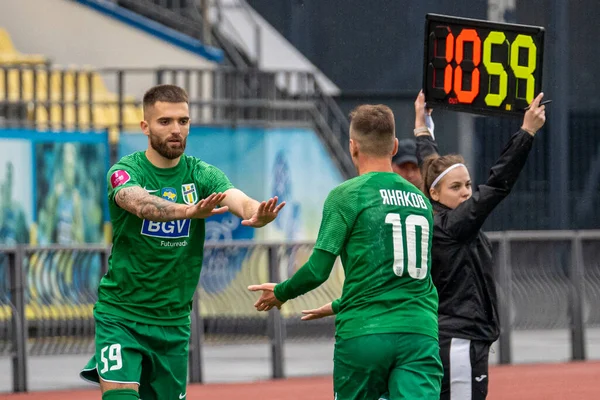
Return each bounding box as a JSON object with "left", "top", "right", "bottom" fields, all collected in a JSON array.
[
  {"left": 521, "top": 126, "right": 536, "bottom": 136},
  {"left": 178, "top": 204, "right": 191, "bottom": 220},
  {"left": 415, "top": 118, "right": 427, "bottom": 129},
  {"left": 245, "top": 199, "right": 260, "bottom": 220},
  {"left": 273, "top": 283, "right": 287, "bottom": 303},
  {"left": 414, "top": 126, "right": 431, "bottom": 136}
]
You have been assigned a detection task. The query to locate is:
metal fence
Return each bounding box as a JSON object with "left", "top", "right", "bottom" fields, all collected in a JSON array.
[
  {"left": 0, "top": 66, "right": 312, "bottom": 130},
  {"left": 0, "top": 64, "right": 354, "bottom": 178},
  {"left": 0, "top": 231, "right": 599, "bottom": 392}
]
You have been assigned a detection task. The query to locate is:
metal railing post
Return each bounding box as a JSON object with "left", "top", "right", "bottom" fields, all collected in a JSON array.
[
  {"left": 497, "top": 235, "right": 512, "bottom": 364},
  {"left": 188, "top": 290, "right": 204, "bottom": 383},
  {"left": 17, "top": 68, "right": 24, "bottom": 125},
  {"left": 100, "top": 247, "right": 110, "bottom": 276},
  {"left": 10, "top": 247, "right": 28, "bottom": 392},
  {"left": 267, "top": 244, "right": 285, "bottom": 379},
  {"left": 116, "top": 69, "right": 124, "bottom": 132},
  {"left": 569, "top": 234, "right": 586, "bottom": 360},
  {"left": 111, "top": 70, "right": 125, "bottom": 166},
  {"left": 156, "top": 69, "right": 165, "bottom": 85}
]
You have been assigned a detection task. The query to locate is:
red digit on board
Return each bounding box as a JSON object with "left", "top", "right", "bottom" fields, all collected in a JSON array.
[
  {"left": 454, "top": 29, "right": 481, "bottom": 104},
  {"left": 430, "top": 26, "right": 455, "bottom": 97},
  {"left": 444, "top": 32, "right": 454, "bottom": 94}
]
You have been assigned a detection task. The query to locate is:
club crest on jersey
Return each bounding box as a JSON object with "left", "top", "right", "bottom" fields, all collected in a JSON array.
[
  {"left": 182, "top": 183, "right": 198, "bottom": 205},
  {"left": 161, "top": 187, "right": 177, "bottom": 202}
]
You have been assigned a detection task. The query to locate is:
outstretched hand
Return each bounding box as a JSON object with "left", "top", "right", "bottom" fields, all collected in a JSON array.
[
  {"left": 185, "top": 193, "right": 229, "bottom": 219},
  {"left": 242, "top": 196, "right": 286, "bottom": 227},
  {"left": 301, "top": 302, "right": 335, "bottom": 321},
  {"left": 248, "top": 283, "right": 283, "bottom": 311},
  {"left": 521, "top": 92, "right": 546, "bottom": 136}
]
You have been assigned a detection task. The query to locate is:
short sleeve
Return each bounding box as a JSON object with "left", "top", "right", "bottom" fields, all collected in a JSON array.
[
  {"left": 313, "top": 186, "right": 358, "bottom": 256},
  {"left": 107, "top": 163, "right": 141, "bottom": 205},
  {"left": 332, "top": 298, "right": 341, "bottom": 314},
  {"left": 195, "top": 163, "right": 234, "bottom": 199}
]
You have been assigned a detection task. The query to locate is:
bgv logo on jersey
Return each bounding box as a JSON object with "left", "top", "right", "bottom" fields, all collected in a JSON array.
[{"left": 141, "top": 219, "right": 191, "bottom": 239}]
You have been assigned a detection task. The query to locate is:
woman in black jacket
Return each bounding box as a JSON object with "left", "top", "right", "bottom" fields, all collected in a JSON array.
[
  {"left": 301, "top": 91, "right": 546, "bottom": 400},
  {"left": 413, "top": 90, "right": 545, "bottom": 399}
]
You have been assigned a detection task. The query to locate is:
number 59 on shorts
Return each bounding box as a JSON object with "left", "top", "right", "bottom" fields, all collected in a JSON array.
[{"left": 100, "top": 343, "right": 123, "bottom": 374}]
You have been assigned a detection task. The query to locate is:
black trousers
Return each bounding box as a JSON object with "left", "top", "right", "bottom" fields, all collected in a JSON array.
[{"left": 439, "top": 336, "right": 491, "bottom": 400}]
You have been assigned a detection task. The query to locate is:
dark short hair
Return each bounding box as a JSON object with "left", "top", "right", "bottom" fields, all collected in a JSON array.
[
  {"left": 143, "top": 84, "right": 189, "bottom": 114},
  {"left": 349, "top": 104, "right": 395, "bottom": 157}
]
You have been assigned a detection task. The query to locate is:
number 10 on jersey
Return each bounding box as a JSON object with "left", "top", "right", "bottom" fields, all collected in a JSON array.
[{"left": 385, "top": 213, "right": 430, "bottom": 280}]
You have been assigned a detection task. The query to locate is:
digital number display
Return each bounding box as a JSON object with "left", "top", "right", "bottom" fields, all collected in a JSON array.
[{"left": 423, "top": 14, "right": 545, "bottom": 117}]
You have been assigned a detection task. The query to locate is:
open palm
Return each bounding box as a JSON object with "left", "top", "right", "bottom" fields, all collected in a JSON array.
[{"left": 242, "top": 196, "right": 286, "bottom": 227}]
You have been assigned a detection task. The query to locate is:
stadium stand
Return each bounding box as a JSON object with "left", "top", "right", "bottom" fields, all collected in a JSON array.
[
  {"left": 0, "top": 28, "right": 142, "bottom": 132},
  {"left": 0, "top": 28, "right": 48, "bottom": 66}
]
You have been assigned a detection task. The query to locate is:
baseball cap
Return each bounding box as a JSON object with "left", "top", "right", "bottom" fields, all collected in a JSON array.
[{"left": 392, "top": 138, "right": 418, "bottom": 166}]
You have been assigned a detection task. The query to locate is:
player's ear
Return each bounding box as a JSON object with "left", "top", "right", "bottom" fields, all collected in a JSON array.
[
  {"left": 391, "top": 138, "right": 398, "bottom": 157},
  {"left": 141, "top": 120, "right": 150, "bottom": 137},
  {"left": 349, "top": 138, "right": 359, "bottom": 159}
]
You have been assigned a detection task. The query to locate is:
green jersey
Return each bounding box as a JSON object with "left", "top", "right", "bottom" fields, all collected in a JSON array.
[
  {"left": 95, "top": 151, "right": 233, "bottom": 326},
  {"left": 316, "top": 172, "right": 438, "bottom": 340}
]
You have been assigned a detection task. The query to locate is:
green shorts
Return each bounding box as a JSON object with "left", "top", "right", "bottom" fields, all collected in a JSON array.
[
  {"left": 80, "top": 310, "right": 190, "bottom": 400},
  {"left": 333, "top": 333, "right": 442, "bottom": 400}
]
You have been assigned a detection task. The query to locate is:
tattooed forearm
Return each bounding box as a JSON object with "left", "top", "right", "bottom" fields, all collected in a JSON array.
[{"left": 116, "top": 186, "right": 187, "bottom": 221}]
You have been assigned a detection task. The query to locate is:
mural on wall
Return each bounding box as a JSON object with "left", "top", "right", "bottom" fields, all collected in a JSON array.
[
  {"left": 0, "top": 130, "right": 109, "bottom": 246},
  {"left": 0, "top": 130, "right": 109, "bottom": 324},
  {"left": 36, "top": 142, "right": 107, "bottom": 245},
  {"left": 264, "top": 128, "right": 343, "bottom": 241},
  {"left": 0, "top": 139, "right": 32, "bottom": 245}
]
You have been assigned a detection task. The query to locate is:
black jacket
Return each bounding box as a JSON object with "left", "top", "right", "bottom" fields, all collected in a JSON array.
[{"left": 416, "top": 130, "right": 534, "bottom": 343}]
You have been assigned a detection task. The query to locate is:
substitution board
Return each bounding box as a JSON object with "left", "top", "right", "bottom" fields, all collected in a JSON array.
[{"left": 423, "top": 13, "right": 545, "bottom": 117}]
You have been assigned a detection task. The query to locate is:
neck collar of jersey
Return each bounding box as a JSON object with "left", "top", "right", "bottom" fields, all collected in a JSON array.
[{"left": 141, "top": 151, "right": 185, "bottom": 176}]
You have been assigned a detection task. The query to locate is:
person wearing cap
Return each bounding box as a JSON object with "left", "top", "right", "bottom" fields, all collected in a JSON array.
[{"left": 392, "top": 138, "right": 423, "bottom": 191}]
